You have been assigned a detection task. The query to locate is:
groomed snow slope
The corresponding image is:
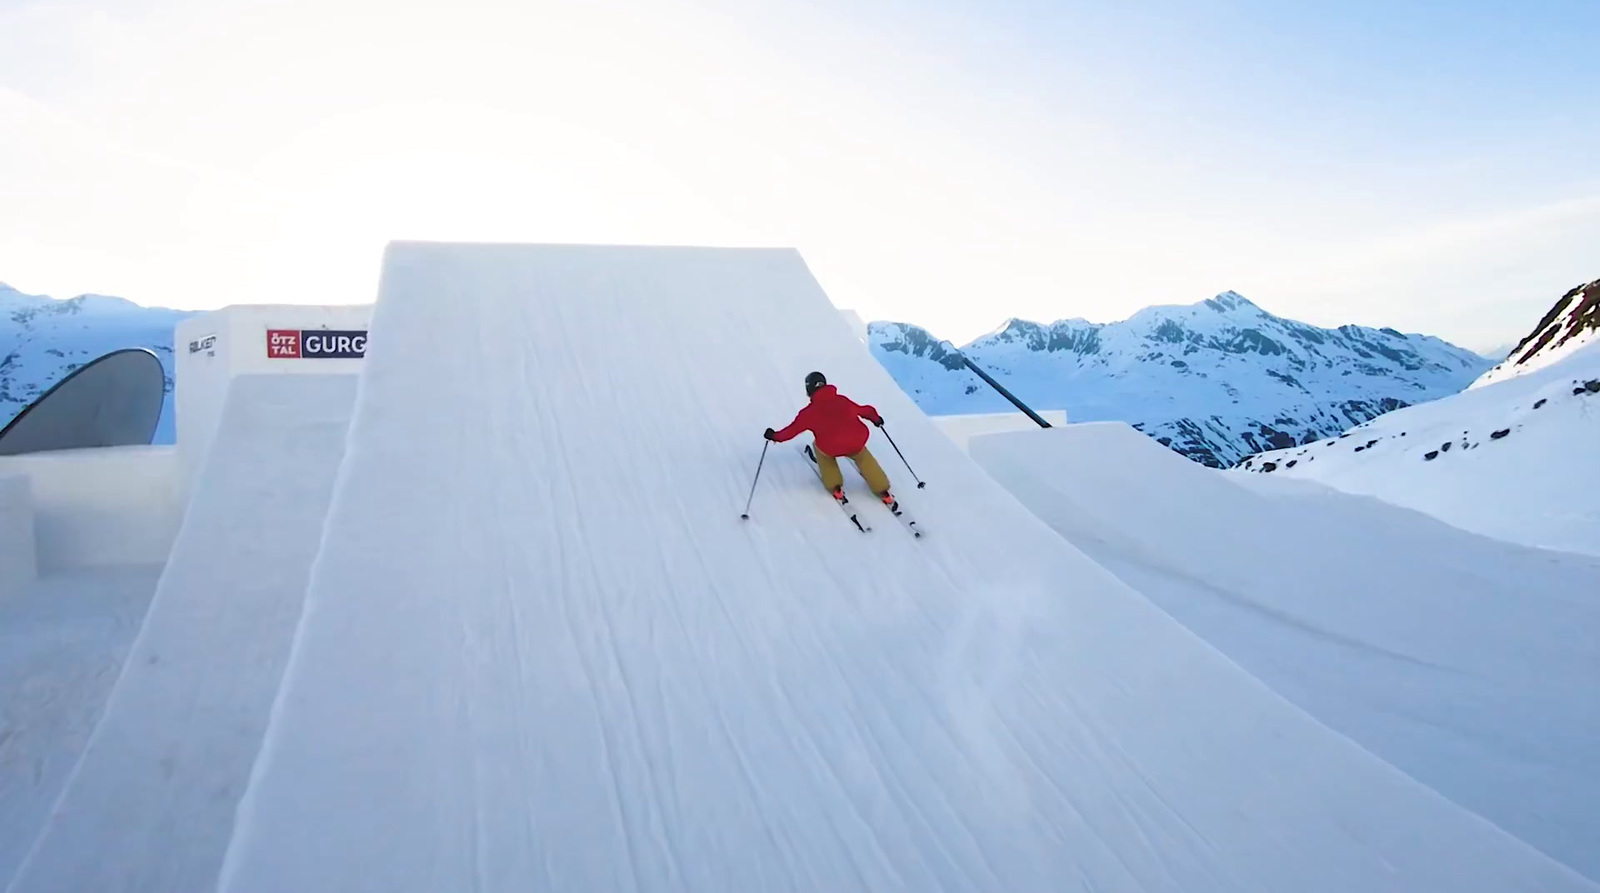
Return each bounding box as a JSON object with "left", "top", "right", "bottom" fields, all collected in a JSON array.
[
  {"left": 969, "top": 422, "right": 1600, "bottom": 880},
  {"left": 7, "top": 375, "right": 356, "bottom": 893},
  {"left": 218, "top": 244, "right": 1594, "bottom": 893},
  {"left": 1238, "top": 341, "right": 1600, "bottom": 556},
  {"left": 0, "top": 569, "right": 159, "bottom": 889}
]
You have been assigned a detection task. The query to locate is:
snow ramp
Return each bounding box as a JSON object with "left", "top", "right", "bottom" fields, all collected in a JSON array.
[
  {"left": 219, "top": 243, "right": 1593, "bottom": 893},
  {"left": 970, "top": 421, "right": 1600, "bottom": 880},
  {"left": 7, "top": 375, "right": 356, "bottom": 893}
]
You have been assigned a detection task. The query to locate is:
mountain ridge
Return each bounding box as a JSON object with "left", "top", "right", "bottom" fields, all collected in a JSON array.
[
  {"left": 872, "top": 291, "right": 1492, "bottom": 467},
  {"left": 1473, "top": 277, "right": 1600, "bottom": 389}
]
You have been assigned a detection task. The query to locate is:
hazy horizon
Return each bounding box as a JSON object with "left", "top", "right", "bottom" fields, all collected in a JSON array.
[{"left": 4, "top": 0, "right": 1596, "bottom": 353}]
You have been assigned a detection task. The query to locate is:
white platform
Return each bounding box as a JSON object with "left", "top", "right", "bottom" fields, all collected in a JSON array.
[
  {"left": 0, "top": 447, "right": 181, "bottom": 573},
  {"left": 931, "top": 409, "right": 1067, "bottom": 452},
  {"left": 175, "top": 304, "right": 372, "bottom": 493}
]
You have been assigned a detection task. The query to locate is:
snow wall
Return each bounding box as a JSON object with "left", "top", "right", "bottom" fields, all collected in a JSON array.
[
  {"left": 6, "top": 374, "right": 356, "bottom": 893},
  {"left": 175, "top": 305, "right": 371, "bottom": 495},
  {"left": 217, "top": 243, "right": 1592, "bottom": 893},
  {"left": 0, "top": 446, "right": 181, "bottom": 573}
]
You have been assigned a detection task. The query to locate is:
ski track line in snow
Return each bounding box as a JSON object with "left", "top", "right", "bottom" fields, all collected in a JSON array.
[
  {"left": 5, "top": 374, "right": 356, "bottom": 893},
  {"left": 214, "top": 243, "right": 1596, "bottom": 893}
]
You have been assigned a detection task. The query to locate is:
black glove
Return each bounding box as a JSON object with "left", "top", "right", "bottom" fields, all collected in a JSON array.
[
  {"left": 763, "top": 428, "right": 777, "bottom": 441},
  {"left": 872, "top": 415, "right": 885, "bottom": 427}
]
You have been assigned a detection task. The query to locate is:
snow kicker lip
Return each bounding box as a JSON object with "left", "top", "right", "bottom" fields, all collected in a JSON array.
[{"left": 216, "top": 242, "right": 1596, "bottom": 893}]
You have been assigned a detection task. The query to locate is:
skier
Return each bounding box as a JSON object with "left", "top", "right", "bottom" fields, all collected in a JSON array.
[{"left": 764, "top": 372, "right": 896, "bottom": 506}]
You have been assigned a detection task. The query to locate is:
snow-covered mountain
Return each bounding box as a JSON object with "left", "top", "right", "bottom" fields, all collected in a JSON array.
[
  {"left": 872, "top": 291, "right": 1492, "bottom": 467},
  {"left": 0, "top": 284, "right": 193, "bottom": 443},
  {"left": 1472, "top": 277, "right": 1600, "bottom": 389},
  {"left": 1237, "top": 338, "right": 1600, "bottom": 556}
]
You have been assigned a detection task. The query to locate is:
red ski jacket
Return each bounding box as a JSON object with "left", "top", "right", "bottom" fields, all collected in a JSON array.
[{"left": 771, "top": 384, "right": 882, "bottom": 457}]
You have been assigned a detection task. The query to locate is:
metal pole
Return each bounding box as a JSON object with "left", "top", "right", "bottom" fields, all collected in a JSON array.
[
  {"left": 957, "top": 353, "right": 1052, "bottom": 429},
  {"left": 740, "top": 439, "right": 771, "bottom": 519}
]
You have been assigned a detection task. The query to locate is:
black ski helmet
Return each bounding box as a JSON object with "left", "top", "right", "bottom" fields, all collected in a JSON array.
[{"left": 804, "top": 371, "right": 827, "bottom": 397}]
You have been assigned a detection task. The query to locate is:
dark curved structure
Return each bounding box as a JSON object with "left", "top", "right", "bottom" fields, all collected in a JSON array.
[{"left": 0, "top": 348, "right": 167, "bottom": 456}]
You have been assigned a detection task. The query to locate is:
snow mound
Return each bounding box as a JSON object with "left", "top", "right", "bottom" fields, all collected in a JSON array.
[
  {"left": 7, "top": 375, "right": 355, "bottom": 893},
  {"left": 970, "top": 421, "right": 1600, "bottom": 880},
  {"left": 1238, "top": 340, "right": 1600, "bottom": 556},
  {"left": 216, "top": 243, "right": 1592, "bottom": 892}
]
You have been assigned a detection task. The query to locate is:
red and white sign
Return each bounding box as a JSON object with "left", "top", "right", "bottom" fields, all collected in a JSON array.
[{"left": 267, "top": 329, "right": 302, "bottom": 358}]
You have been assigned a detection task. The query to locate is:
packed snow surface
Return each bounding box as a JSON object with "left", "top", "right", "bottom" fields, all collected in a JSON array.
[
  {"left": 7, "top": 375, "right": 355, "bottom": 893},
  {"left": 0, "top": 568, "right": 160, "bottom": 888},
  {"left": 1239, "top": 340, "right": 1600, "bottom": 556},
  {"left": 970, "top": 421, "right": 1600, "bottom": 880},
  {"left": 216, "top": 243, "right": 1592, "bottom": 893}
]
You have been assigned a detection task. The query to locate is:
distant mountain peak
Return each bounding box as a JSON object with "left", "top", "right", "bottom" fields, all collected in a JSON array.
[
  {"left": 1206, "top": 291, "right": 1259, "bottom": 313},
  {"left": 870, "top": 290, "right": 1489, "bottom": 468}
]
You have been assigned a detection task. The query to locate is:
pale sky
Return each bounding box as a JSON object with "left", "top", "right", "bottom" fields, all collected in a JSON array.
[{"left": 2, "top": 0, "right": 1596, "bottom": 351}]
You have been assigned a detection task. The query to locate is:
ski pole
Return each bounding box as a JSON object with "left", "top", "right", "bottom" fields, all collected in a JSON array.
[
  {"left": 740, "top": 439, "right": 771, "bottom": 519},
  {"left": 878, "top": 425, "right": 926, "bottom": 489}
]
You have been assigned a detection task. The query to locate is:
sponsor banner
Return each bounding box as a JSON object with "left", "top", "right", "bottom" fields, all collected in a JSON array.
[
  {"left": 267, "top": 329, "right": 367, "bottom": 360},
  {"left": 187, "top": 334, "right": 218, "bottom": 357}
]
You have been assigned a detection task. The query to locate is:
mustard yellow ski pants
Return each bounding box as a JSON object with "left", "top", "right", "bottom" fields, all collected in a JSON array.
[{"left": 816, "top": 444, "right": 891, "bottom": 496}]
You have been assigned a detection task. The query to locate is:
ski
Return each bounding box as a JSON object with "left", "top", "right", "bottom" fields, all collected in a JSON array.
[
  {"left": 800, "top": 443, "right": 923, "bottom": 536},
  {"left": 801, "top": 444, "right": 871, "bottom": 532},
  {"left": 877, "top": 492, "right": 923, "bottom": 538}
]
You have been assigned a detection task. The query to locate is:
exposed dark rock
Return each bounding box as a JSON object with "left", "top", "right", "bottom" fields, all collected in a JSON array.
[
  {"left": 1424, "top": 450, "right": 1439, "bottom": 461},
  {"left": 1354, "top": 445, "right": 1366, "bottom": 452},
  {"left": 1586, "top": 379, "right": 1600, "bottom": 393},
  {"left": 1286, "top": 459, "right": 1298, "bottom": 468},
  {"left": 1490, "top": 429, "right": 1510, "bottom": 440},
  {"left": 1501, "top": 279, "right": 1600, "bottom": 368},
  {"left": 1441, "top": 441, "right": 1452, "bottom": 452},
  {"left": 872, "top": 323, "right": 969, "bottom": 370},
  {"left": 1533, "top": 399, "right": 1547, "bottom": 409},
  {"left": 1261, "top": 461, "right": 1278, "bottom": 473}
]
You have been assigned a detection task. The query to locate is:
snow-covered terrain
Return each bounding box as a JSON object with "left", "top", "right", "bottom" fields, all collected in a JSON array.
[
  {"left": 873, "top": 291, "right": 1491, "bottom": 467},
  {"left": 0, "top": 568, "right": 161, "bottom": 886},
  {"left": 970, "top": 422, "right": 1600, "bottom": 880},
  {"left": 0, "top": 284, "right": 192, "bottom": 443},
  {"left": 208, "top": 243, "right": 1591, "bottom": 892},
  {"left": 6, "top": 375, "right": 354, "bottom": 893},
  {"left": 1238, "top": 339, "right": 1600, "bottom": 556},
  {"left": 1474, "top": 277, "right": 1599, "bottom": 389}
]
